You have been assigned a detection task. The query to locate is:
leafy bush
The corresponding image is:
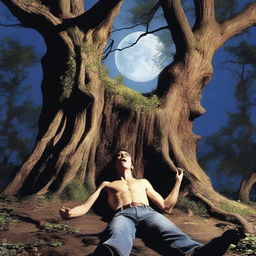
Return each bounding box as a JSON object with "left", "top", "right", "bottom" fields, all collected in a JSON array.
[
  {"left": 229, "top": 233, "right": 256, "bottom": 256},
  {"left": 176, "top": 196, "right": 209, "bottom": 217},
  {"left": 0, "top": 209, "right": 19, "bottom": 227},
  {"left": 60, "top": 178, "right": 91, "bottom": 202}
]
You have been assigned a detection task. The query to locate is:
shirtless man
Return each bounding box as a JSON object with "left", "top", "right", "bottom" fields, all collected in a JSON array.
[{"left": 59, "top": 150, "right": 243, "bottom": 256}]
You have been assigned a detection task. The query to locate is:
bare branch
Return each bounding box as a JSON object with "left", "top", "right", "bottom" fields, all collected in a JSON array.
[
  {"left": 102, "top": 26, "right": 169, "bottom": 60},
  {"left": 160, "top": 0, "right": 195, "bottom": 54},
  {"left": 103, "top": 39, "right": 114, "bottom": 56},
  {"left": 193, "top": 0, "right": 216, "bottom": 30},
  {"left": 1, "top": 0, "right": 61, "bottom": 29},
  {"left": 219, "top": 3, "right": 256, "bottom": 47},
  {"left": 112, "top": 24, "right": 141, "bottom": 33}
]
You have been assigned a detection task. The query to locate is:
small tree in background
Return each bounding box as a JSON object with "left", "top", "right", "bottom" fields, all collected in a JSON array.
[
  {"left": 0, "top": 37, "right": 40, "bottom": 190},
  {"left": 199, "top": 41, "right": 256, "bottom": 202}
]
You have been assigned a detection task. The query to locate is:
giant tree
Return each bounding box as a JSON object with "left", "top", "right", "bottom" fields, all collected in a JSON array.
[{"left": 1, "top": 0, "right": 256, "bottom": 232}]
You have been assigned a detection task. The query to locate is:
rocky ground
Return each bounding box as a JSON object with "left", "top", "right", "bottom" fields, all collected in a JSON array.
[{"left": 0, "top": 196, "right": 255, "bottom": 256}]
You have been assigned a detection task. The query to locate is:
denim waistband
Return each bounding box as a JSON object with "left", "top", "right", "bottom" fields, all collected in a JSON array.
[{"left": 114, "top": 202, "right": 149, "bottom": 213}]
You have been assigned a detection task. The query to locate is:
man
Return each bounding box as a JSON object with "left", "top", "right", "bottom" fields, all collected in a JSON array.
[{"left": 59, "top": 150, "right": 243, "bottom": 256}]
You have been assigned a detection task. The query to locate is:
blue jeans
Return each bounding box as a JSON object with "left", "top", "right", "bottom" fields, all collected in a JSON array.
[{"left": 103, "top": 206, "right": 202, "bottom": 256}]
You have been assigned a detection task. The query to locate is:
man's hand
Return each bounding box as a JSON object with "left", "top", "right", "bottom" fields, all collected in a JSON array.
[
  {"left": 59, "top": 206, "right": 72, "bottom": 219},
  {"left": 176, "top": 168, "right": 184, "bottom": 183}
]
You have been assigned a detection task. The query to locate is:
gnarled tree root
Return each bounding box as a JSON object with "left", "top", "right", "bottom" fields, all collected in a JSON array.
[{"left": 194, "top": 193, "right": 255, "bottom": 234}]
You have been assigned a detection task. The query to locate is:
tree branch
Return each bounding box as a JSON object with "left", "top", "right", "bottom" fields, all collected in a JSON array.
[
  {"left": 1, "top": 0, "right": 61, "bottom": 29},
  {"left": 70, "top": 0, "right": 84, "bottom": 16},
  {"left": 58, "top": 0, "right": 84, "bottom": 18},
  {"left": 79, "top": 0, "right": 124, "bottom": 43},
  {"left": 102, "top": 26, "right": 169, "bottom": 60},
  {"left": 219, "top": 3, "right": 256, "bottom": 47},
  {"left": 193, "top": 0, "right": 216, "bottom": 30},
  {"left": 160, "top": 0, "right": 195, "bottom": 55}
]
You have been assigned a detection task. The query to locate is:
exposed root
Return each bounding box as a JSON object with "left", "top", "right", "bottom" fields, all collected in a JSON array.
[
  {"left": 194, "top": 192, "right": 255, "bottom": 233},
  {"left": 1, "top": 110, "right": 64, "bottom": 196}
]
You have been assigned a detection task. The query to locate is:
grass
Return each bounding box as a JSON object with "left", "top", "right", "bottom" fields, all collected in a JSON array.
[
  {"left": 229, "top": 233, "right": 256, "bottom": 256},
  {"left": 220, "top": 201, "right": 256, "bottom": 216},
  {"left": 40, "top": 222, "right": 80, "bottom": 234},
  {"left": 176, "top": 196, "right": 209, "bottom": 217}
]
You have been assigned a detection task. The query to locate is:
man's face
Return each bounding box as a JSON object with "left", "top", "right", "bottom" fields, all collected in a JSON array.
[{"left": 115, "top": 151, "right": 133, "bottom": 170}]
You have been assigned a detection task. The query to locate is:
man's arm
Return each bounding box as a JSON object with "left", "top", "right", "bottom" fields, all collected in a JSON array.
[
  {"left": 59, "top": 181, "right": 109, "bottom": 219},
  {"left": 145, "top": 168, "right": 183, "bottom": 214}
]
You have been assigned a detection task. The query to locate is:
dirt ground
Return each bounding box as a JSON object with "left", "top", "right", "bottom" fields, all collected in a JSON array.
[{"left": 0, "top": 196, "right": 255, "bottom": 256}]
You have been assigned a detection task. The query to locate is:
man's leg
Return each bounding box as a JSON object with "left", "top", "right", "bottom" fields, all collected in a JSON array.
[
  {"left": 96, "top": 213, "right": 137, "bottom": 256},
  {"left": 139, "top": 208, "right": 202, "bottom": 256}
]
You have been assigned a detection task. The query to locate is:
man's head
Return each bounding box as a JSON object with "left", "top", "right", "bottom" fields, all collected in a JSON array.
[{"left": 112, "top": 150, "right": 134, "bottom": 173}]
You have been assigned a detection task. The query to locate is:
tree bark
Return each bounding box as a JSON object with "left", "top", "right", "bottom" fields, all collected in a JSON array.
[
  {"left": 239, "top": 173, "right": 256, "bottom": 202},
  {"left": 1, "top": 0, "right": 256, "bottom": 233}
]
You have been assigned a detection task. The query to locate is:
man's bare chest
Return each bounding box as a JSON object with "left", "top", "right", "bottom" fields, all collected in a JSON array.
[{"left": 105, "top": 179, "right": 145, "bottom": 194}]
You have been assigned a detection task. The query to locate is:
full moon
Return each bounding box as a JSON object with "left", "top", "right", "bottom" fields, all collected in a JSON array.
[{"left": 115, "top": 31, "right": 168, "bottom": 83}]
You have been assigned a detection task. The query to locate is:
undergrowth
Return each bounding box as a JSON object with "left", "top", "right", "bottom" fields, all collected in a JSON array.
[
  {"left": 176, "top": 196, "right": 209, "bottom": 217},
  {"left": 229, "top": 233, "right": 256, "bottom": 256},
  {"left": 0, "top": 239, "right": 62, "bottom": 256},
  {"left": 40, "top": 222, "right": 80, "bottom": 234},
  {"left": 0, "top": 209, "right": 19, "bottom": 227},
  {"left": 59, "top": 177, "right": 91, "bottom": 202}
]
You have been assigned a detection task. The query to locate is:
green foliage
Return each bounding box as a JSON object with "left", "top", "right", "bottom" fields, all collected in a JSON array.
[
  {"left": 127, "top": 0, "right": 160, "bottom": 26},
  {"left": 214, "top": 0, "right": 237, "bottom": 22},
  {"left": 0, "top": 37, "right": 38, "bottom": 73},
  {"left": 226, "top": 41, "right": 256, "bottom": 68},
  {"left": 229, "top": 234, "right": 256, "bottom": 256},
  {"left": 40, "top": 222, "right": 80, "bottom": 234},
  {"left": 198, "top": 40, "right": 256, "bottom": 199},
  {"left": 0, "top": 209, "right": 19, "bottom": 227},
  {"left": 60, "top": 55, "right": 76, "bottom": 101},
  {"left": 100, "top": 66, "right": 160, "bottom": 112},
  {"left": 153, "top": 31, "right": 175, "bottom": 69},
  {"left": 176, "top": 196, "right": 209, "bottom": 217},
  {"left": 49, "top": 241, "right": 63, "bottom": 247},
  {"left": 60, "top": 178, "right": 91, "bottom": 202},
  {"left": 0, "top": 239, "right": 62, "bottom": 255},
  {"left": 0, "top": 37, "right": 40, "bottom": 190},
  {"left": 219, "top": 183, "right": 238, "bottom": 200},
  {"left": 220, "top": 201, "right": 256, "bottom": 216}
]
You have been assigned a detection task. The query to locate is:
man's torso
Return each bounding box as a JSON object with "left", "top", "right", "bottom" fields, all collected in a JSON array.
[{"left": 104, "top": 178, "right": 149, "bottom": 211}]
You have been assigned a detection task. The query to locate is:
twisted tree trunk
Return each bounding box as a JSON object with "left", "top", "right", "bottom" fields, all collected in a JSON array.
[
  {"left": 1, "top": 0, "right": 256, "bottom": 233},
  {"left": 239, "top": 173, "right": 256, "bottom": 202}
]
